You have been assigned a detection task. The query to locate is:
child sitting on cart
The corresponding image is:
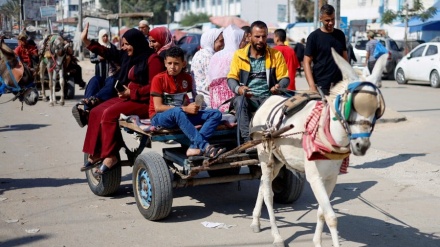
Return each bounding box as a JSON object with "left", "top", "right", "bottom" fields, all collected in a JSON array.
[{"left": 149, "top": 46, "right": 227, "bottom": 159}]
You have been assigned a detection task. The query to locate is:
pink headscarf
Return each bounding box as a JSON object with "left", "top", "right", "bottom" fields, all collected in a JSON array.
[{"left": 149, "top": 27, "right": 174, "bottom": 55}]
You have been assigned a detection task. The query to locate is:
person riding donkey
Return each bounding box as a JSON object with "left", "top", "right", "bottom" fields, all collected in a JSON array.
[{"left": 149, "top": 46, "right": 227, "bottom": 158}]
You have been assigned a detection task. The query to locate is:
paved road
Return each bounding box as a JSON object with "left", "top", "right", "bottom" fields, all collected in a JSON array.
[{"left": 0, "top": 63, "right": 439, "bottom": 247}]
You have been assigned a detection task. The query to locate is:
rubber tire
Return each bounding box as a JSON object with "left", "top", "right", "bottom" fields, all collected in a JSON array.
[
  {"left": 132, "top": 151, "right": 173, "bottom": 221},
  {"left": 395, "top": 68, "right": 408, "bottom": 84},
  {"left": 272, "top": 166, "right": 305, "bottom": 204},
  {"left": 84, "top": 153, "right": 122, "bottom": 196},
  {"left": 430, "top": 70, "right": 440, "bottom": 88},
  {"left": 207, "top": 167, "right": 241, "bottom": 177},
  {"left": 64, "top": 77, "right": 75, "bottom": 99}
]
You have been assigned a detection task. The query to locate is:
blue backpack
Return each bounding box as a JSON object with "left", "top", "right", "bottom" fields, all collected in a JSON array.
[{"left": 373, "top": 41, "right": 388, "bottom": 59}]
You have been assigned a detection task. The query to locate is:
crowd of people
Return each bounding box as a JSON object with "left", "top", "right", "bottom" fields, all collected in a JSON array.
[{"left": 74, "top": 3, "right": 350, "bottom": 174}]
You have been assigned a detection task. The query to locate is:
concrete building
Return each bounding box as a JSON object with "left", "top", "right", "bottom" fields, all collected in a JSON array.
[{"left": 174, "top": 0, "right": 296, "bottom": 26}]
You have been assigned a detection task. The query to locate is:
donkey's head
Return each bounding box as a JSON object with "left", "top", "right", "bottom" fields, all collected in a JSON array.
[
  {"left": 329, "top": 48, "right": 386, "bottom": 156},
  {"left": 0, "top": 38, "right": 38, "bottom": 105},
  {"left": 50, "top": 35, "right": 71, "bottom": 71}
]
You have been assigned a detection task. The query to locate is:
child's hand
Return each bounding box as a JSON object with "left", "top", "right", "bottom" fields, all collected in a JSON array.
[{"left": 183, "top": 103, "right": 200, "bottom": 114}]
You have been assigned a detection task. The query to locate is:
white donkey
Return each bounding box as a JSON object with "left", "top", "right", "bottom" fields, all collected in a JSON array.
[
  {"left": 249, "top": 49, "right": 387, "bottom": 247},
  {"left": 39, "top": 34, "right": 71, "bottom": 106}
]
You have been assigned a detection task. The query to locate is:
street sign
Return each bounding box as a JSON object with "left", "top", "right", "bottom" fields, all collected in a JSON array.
[
  {"left": 340, "top": 16, "right": 348, "bottom": 29},
  {"left": 40, "top": 5, "right": 56, "bottom": 18}
]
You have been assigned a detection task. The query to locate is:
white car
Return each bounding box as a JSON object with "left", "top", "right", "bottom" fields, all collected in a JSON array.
[
  {"left": 395, "top": 42, "right": 440, "bottom": 88},
  {"left": 352, "top": 39, "right": 367, "bottom": 67}
]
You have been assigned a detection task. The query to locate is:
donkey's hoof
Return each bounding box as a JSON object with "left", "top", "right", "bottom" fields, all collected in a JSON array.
[
  {"left": 42, "top": 96, "right": 48, "bottom": 102},
  {"left": 250, "top": 224, "right": 261, "bottom": 233},
  {"left": 49, "top": 102, "right": 54, "bottom": 107},
  {"left": 60, "top": 101, "right": 65, "bottom": 106}
]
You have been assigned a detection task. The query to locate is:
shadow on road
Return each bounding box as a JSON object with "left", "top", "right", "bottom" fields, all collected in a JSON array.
[
  {"left": 0, "top": 124, "right": 50, "bottom": 132},
  {"left": 0, "top": 177, "right": 83, "bottom": 195},
  {"left": 0, "top": 234, "right": 51, "bottom": 247},
  {"left": 353, "top": 153, "right": 426, "bottom": 169}
]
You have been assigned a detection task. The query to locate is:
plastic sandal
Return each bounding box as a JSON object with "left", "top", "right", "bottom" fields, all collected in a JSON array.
[
  {"left": 94, "top": 164, "right": 113, "bottom": 175},
  {"left": 80, "top": 159, "right": 102, "bottom": 172},
  {"left": 204, "top": 145, "right": 227, "bottom": 159},
  {"left": 72, "top": 104, "right": 88, "bottom": 128}
]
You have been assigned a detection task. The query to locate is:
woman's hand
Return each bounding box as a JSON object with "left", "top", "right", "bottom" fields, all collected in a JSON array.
[
  {"left": 117, "top": 85, "right": 130, "bottom": 99},
  {"left": 81, "top": 23, "right": 91, "bottom": 47}
]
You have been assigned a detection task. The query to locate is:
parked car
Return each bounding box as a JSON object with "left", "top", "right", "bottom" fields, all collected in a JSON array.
[
  {"left": 352, "top": 37, "right": 402, "bottom": 79},
  {"left": 375, "top": 37, "right": 403, "bottom": 80},
  {"left": 4, "top": 38, "right": 18, "bottom": 50},
  {"left": 394, "top": 42, "right": 440, "bottom": 88},
  {"left": 176, "top": 33, "right": 201, "bottom": 72},
  {"left": 352, "top": 39, "right": 368, "bottom": 67},
  {"left": 395, "top": 39, "right": 425, "bottom": 55}
]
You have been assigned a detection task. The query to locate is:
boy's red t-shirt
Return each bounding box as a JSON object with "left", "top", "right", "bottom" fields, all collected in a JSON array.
[{"left": 149, "top": 71, "right": 193, "bottom": 118}]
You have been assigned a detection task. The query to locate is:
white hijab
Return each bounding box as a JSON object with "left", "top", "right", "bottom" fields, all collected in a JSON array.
[
  {"left": 98, "top": 29, "right": 111, "bottom": 48},
  {"left": 200, "top": 28, "right": 223, "bottom": 54},
  {"left": 208, "top": 25, "right": 244, "bottom": 81}
]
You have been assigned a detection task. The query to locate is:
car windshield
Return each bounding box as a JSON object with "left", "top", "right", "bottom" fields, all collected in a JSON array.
[{"left": 355, "top": 40, "right": 368, "bottom": 50}]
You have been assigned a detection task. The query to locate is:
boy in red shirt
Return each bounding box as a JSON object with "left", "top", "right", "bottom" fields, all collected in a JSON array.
[{"left": 149, "top": 47, "right": 226, "bottom": 158}]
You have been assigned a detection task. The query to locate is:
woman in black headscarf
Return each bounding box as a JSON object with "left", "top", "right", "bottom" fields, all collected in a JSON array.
[{"left": 79, "top": 23, "right": 164, "bottom": 174}]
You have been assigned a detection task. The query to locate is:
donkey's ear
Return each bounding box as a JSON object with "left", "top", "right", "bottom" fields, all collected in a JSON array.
[
  {"left": 331, "top": 48, "right": 359, "bottom": 82},
  {"left": 366, "top": 53, "right": 387, "bottom": 85}
]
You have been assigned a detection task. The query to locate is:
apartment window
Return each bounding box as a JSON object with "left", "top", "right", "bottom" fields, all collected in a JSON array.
[
  {"left": 68, "top": 5, "right": 78, "bottom": 11},
  {"left": 358, "top": 0, "right": 366, "bottom": 7}
]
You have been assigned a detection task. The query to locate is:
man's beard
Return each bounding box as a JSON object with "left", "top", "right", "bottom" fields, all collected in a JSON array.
[{"left": 252, "top": 42, "right": 266, "bottom": 52}]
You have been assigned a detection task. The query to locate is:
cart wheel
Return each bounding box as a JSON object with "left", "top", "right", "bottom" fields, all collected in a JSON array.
[
  {"left": 132, "top": 151, "right": 173, "bottom": 221},
  {"left": 272, "top": 166, "right": 305, "bottom": 204},
  {"left": 64, "top": 77, "right": 75, "bottom": 99},
  {"left": 207, "top": 167, "right": 241, "bottom": 177},
  {"left": 84, "top": 153, "right": 121, "bottom": 196}
]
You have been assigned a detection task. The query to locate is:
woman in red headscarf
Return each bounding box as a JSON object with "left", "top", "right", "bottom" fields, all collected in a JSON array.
[{"left": 148, "top": 26, "right": 175, "bottom": 61}]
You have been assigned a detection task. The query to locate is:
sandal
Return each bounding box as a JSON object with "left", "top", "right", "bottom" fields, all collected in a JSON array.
[
  {"left": 80, "top": 159, "right": 102, "bottom": 172},
  {"left": 72, "top": 103, "right": 88, "bottom": 128},
  {"left": 83, "top": 96, "right": 100, "bottom": 110},
  {"left": 94, "top": 157, "right": 118, "bottom": 175},
  {"left": 94, "top": 164, "right": 114, "bottom": 175},
  {"left": 204, "top": 145, "right": 227, "bottom": 159}
]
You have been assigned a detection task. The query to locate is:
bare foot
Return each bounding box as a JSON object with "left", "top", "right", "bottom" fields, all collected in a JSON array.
[{"left": 186, "top": 148, "right": 202, "bottom": 157}]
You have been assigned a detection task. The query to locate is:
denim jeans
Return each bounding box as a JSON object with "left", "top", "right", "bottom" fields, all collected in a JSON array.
[
  {"left": 233, "top": 95, "right": 266, "bottom": 143},
  {"left": 151, "top": 107, "right": 222, "bottom": 150},
  {"left": 84, "top": 76, "right": 117, "bottom": 110}
]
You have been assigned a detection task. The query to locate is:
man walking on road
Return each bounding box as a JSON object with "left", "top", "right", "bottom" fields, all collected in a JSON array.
[{"left": 304, "top": 4, "right": 348, "bottom": 95}]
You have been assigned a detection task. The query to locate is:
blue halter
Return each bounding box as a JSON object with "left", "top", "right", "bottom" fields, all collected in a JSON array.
[
  {"left": 334, "top": 81, "right": 383, "bottom": 139},
  {"left": 0, "top": 54, "right": 28, "bottom": 94}
]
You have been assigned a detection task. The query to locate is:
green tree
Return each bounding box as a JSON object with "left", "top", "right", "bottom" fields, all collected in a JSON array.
[
  {"left": 179, "top": 12, "right": 210, "bottom": 27},
  {"left": 293, "top": 0, "right": 315, "bottom": 22},
  {"left": 99, "top": 0, "right": 177, "bottom": 26},
  {"left": 0, "top": 0, "right": 20, "bottom": 30},
  {"left": 381, "top": 0, "right": 437, "bottom": 24}
]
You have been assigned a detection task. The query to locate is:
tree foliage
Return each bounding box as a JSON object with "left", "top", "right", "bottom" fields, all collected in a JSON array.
[
  {"left": 381, "top": 0, "right": 437, "bottom": 24},
  {"left": 0, "top": 0, "right": 20, "bottom": 28},
  {"left": 179, "top": 12, "right": 210, "bottom": 27},
  {"left": 99, "top": 0, "right": 178, "bottom": 26},
  {"left": 293, "top": 0, "right": 315, "bottom": 22}
]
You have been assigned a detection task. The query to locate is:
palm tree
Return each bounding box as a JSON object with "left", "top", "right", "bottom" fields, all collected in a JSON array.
[{"left": 0, "top": 0, "right": 20, "bottom": 31}]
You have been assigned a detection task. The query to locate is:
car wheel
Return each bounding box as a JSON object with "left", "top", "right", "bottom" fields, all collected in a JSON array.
[
  {"left": 395, "top": 68, "right": 408, "bottom": 84},
  {"left": 430, "top": 70, "right": 440, "bottom": 88}
]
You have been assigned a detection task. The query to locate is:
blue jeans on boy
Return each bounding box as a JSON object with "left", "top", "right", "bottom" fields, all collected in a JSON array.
[
  {"left": 84, "top": 75, "right": 117, "bottom": 110},
  {"left": 151, "top": 107, "right": 222, "bottom": 150}
]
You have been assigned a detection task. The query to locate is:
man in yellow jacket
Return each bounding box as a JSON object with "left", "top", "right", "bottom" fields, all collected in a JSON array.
[{"left": 227, "top": 20, "right": 289, "bottom": 143}]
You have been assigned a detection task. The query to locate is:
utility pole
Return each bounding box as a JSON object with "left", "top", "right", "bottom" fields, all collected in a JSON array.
[
  {"left": 404, "top": 0, "right": 409, "bottom": 54},
  {"left": 313, "top": 0, "right": 319, "bottom": 29},
  {"left": 78, "top": 0, "right": 83, "bottom": 61}
]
